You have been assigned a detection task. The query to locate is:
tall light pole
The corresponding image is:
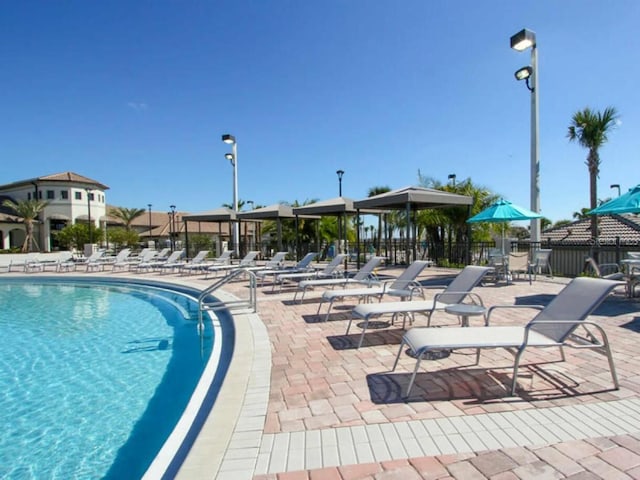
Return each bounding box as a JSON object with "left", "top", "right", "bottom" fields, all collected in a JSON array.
[
  {"left": 85, "top": 188, "right": 93, "bottom": 244},
  {"left": 169, "top": 205, "right": 176, "bottom": 251},
  {"left": 147, "top": 203, "right": 152, "bottom": 246},
  {"left": 336, "top": 170, "right": 344, "bottom": 254},
  {"left": 222, "top": 134, "right": 239, "bottom": 257},
  {"left": 610, "top": 184, "right": 621, "bottom": 197},
  {"left": 511, "top": 28, "right": 540, "bottom": 244}
]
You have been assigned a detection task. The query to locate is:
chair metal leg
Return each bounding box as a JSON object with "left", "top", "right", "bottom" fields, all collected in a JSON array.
[
  {"left": 324, "top": 299, "right": 336, "bottom": 322},
  {"left": 392, "top": 339, "right": 405, "bottom": 371},
  {"left": 406, "top": 354, "right": 424, "bottom": 397},
  {"left": 510, "top": 346, "right": 527, "bottom": 396}
]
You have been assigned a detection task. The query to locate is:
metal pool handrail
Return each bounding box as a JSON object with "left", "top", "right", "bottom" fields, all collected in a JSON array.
[{"left": 197, "top": 268, "right": 257, "bottom": 334}]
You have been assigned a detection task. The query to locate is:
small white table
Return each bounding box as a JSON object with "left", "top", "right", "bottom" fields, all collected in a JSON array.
[{"left": 444, "top": 303, "right": 487, "bottom": 327}]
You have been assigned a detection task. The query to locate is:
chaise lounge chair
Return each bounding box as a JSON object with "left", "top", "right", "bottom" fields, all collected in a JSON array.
[
  {"left": 181, "top": 250, "right": 230, "bottom": 275},
  {"left": 255, "top": 252, "right": 318, "bottom": 287},
  {"left": 391, "top": 276, "right": 621, "bottom": 397},
  {"left": 317, "top": 260, "right": 431, "bottom": 322},
  {"left": 272, "top": 254, "right": 347, "bottom": 292},
  {"left": 137, "top": 249, "right": 184, "bottom": 273},
  {"left": 294, "top": 256, "right": 384, "bottom": 303},
  {"left": 204, "top": 251, "right": 261, "bottom": 278},
  {"left": 348, "top": 265, "right": 492, "bottom": 348}
]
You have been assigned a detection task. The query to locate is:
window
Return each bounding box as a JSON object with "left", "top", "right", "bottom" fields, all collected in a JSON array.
[
  {"left": 27, "top": 192, "right": 31, "bottom": 200},
  {"left": 75, "top": 191, "right": 82, "bottom": 200},
  {"left": 89, "top": 193, "right": 95, "bottom": 201},
  {"left": 38, "top": 191, "right": 42, "bottom": 199},
  {"left": 61, "top": 190, "right": 69, "bottom": 200},
  {"left": 46, "top": 190, "right": 54, "bottom": 199}
]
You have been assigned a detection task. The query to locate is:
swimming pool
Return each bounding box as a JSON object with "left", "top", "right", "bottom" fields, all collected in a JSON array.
[{"left": 0, "top": 277, "right": 232, "bottom": 479}]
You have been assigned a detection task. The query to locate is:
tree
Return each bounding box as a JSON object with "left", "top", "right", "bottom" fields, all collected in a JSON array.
[
  {"left": 54, "top": 223, "right": 104, "bottom": 250},
  {"left": 106, "top": 227, "right": 139, "bottom": 249},
  {"left": 2, "top": 198, "right": 48, "bottom": 252},
  {"left": 367, "top": 185, "right": 391, "bottom": 255},
  {"left": 572, "top": 208, "right": 591, "bottom": 220},
  {"left": 567, "top": 106, "right": 619, "bottom": 239},
  {"left": 109, "top": 206, "right": 146, "bottom": 231}
]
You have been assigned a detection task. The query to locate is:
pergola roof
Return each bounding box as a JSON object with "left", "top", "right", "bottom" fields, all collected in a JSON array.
[
  {"left": 238, "top": 203, "right": 321, "bottom": 220},
  {"left": 353, "top": 186, "right": 472, "bottom": 210},
  {"left": 292, "top": 197, "right": 379, "bottom": 216},
  {"left": 181, "top": 207, "right": 236, "bottom": 222}
]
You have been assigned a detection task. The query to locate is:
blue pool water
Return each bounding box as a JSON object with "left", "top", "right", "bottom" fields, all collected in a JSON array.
[{"left": 0, "top": 279, "right": 225, "bottom": 479}]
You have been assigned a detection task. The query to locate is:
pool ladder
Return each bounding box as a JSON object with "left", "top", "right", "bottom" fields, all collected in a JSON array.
[{"left": 197, "top": 268, "right": 257, "bottom": 335}]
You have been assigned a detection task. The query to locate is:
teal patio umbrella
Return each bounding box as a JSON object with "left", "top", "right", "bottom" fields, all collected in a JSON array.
[
  {"left": 467, "top": 199, "right": 542, "bottom": 253},
  {"left": 589, "top": 185, "right": 640, "bottom": 215}
]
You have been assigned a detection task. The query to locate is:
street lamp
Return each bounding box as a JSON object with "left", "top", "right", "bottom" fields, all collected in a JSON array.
[
  {"left": 610, "top": 184, "right": 621, "bottom": 197},
  {"left": 169, "top": 205, "right": 176, "bottom": 251},
  {"left": 335, "top": 170, "right": 345, "bottom": 254},
  {"left": 222, "top": 134, "right": 239, "bottom": 257},
  {"left": 85, "top": 188, "right": 93, "bottom": 244},
  {"left": 448, "top": 173, "right": 456, "bottom": 186},
  {"left": 511, "top": 28, "right": 540, "bottom": 244},
  {"left": 336, "top": 170, "right": 344, "bottom": 196},
  {"left": 147, "top": 204, "right": 152, "bottom": 246}
]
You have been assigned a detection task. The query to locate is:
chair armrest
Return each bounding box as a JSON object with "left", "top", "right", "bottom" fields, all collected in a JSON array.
[
  {"left": 434, "top": 291, "right": 484, "bottom": 307},
  {"left": 486, "top": 304, "right": 544, "bottom": 323},
  {"left": 599, "top": 263, "right": 622, "bottom": 274}
]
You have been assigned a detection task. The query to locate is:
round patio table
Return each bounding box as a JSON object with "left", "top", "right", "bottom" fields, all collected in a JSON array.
[{"left": 444, "top": 303, "right": 487, "bottom": 327}]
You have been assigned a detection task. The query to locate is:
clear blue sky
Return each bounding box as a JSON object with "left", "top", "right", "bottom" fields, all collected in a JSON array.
[{"left": 1, "top": 1, "right": 638, "bottom": 223}]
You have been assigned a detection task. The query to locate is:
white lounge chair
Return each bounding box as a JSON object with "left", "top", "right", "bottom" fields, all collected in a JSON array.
[
  {"left": 137, "top": 249, "right": 184, "bottom": 273},
  {"left": 40, "top": 251, "right": 76, "bottom": 272},
  {"left": 391, "top": 277, "right": 621, "bottom": 397},
  {"left": 170, "top": 250, "right": 210, "bottom": 275},
  {"left": 272, "top": 254, "right": 346, "bottom": 292},
  {"left": 255, "top": 252, "right": 318, "bottom": 287},
  {"left": 294, "top": 256, "right": 384, "bottom": 303},
  {"left": 132, "top": 250, "right": 161, "bottom": 272},
  {"left": 348, "top": 265, "right": 492, "bottom": 348},
  {"left": 243, "top": 252, "right": 287, "bottom": 272},
  {"left": 204, "top": 251, "right": 261, "bottom": 278},
  {"left": 109, "top": 248, "right": 133, "bottom": 272},
  {"left": 156, "top": 250, "right": 186, "bottom": 273},
  {"left": 182, "top": 250, "right": 231, "bottom": 275},
  {"left": 317, "top": 260, "right": 431, "bottom": 322},
  {"left": 82, "top": 251, "right": 106, "bottom": 272}
]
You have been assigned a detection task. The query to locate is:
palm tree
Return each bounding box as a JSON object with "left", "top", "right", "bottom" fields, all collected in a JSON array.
[
  {"left": 109, "top": 206, "right": 146, "bottom": 231},
  {"left": 567, "top": 106, "right": 619, "bottom": 239},
  {"left": 2, "top": 198, "right": 48, "bottom": 252},
  {"left": 367, "top": 185, "right": 391, "bottom": 255}
]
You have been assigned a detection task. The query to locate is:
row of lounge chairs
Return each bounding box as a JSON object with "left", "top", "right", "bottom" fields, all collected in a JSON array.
[{"left": 248, "top": 256, "right": 621, "bottom": 398}]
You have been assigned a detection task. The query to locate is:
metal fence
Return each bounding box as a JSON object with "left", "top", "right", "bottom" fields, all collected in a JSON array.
[{"left": 245, "top": 236, "right": 640, "bottom": 277}]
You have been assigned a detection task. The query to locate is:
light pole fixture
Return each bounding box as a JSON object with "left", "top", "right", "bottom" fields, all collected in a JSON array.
[
  {"left": 511, "top": 27, "right": 540, "bottom": 244},
  {"left": 336, "top": 170, "right": 344, "bottom": 196},
  {"left": 610, "top": 184, "right": 621, "bottom": 197},
  {"left": 222, "top": 133, "right": 239, "bottom": 257},
  {"left": 147, "top": 204, "right": 153, "bottom": 245},
  {"left": 448, "top": 173, "right": 456, "bottom": 186},
  {"left": 85, "top": 188, "right": 93, "bottom": 244},
  {"left": 169, "top": 205, "right": 176, "bottom": 251}
]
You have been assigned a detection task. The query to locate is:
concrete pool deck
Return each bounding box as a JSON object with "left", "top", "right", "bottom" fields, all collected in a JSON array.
[{"left": 13, "top": 261, "right": 640, "bottom": 479}]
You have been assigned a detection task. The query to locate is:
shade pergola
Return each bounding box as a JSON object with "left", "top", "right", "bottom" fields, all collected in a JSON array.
[
  {"left": 292, "top": 197, "right": 380, "bottom": 263},
  {"left": 181, "top": 208, "right": 236, "bottom": 256},
  {"left": 353, "top": 186, "right": 474, "bottom": 265},
  {"left": 237, "top": 203, "right": 319, "bottom": 252}
]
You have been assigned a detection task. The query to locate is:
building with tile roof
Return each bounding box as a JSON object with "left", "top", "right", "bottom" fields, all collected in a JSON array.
[
  {"left": 541, "top": 214, "right": 640, "bottom": 244},
  {"left": 0, "top": 172, "right": 108, "bottom": 251}
]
